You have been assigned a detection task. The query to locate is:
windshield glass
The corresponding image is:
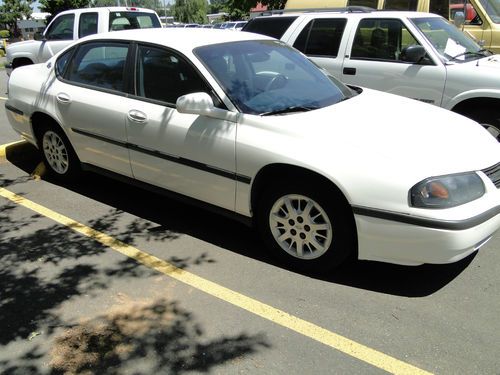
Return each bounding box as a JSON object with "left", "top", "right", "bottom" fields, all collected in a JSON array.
[
  {"left": 479, "top": 0, "right": 500, "bottom": 23},
  {"left": 411, "top": 16, "right": 491, "bottom": 62},
  {"left": 195, "top": 40, "right": 352, "bottom": 115}
]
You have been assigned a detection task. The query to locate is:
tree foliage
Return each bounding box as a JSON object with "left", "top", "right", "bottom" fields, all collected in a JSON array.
[
  {"left": 223, "top": 0, "right": 286, "bottom": 20},
  {"left": 0, "top": 0, "right": 34, "bottom": 35},
  {"left": 172, "top": 0, "right": 208, "bottom": 24},
  {"left": 39, "top": 0, "right": 90, "bottom": 23}
]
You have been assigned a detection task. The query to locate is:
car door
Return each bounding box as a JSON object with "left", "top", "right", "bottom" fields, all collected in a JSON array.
[
  {"left": 125, "top": 44, "right": 238, "bottom": 211},
  {"left": 341, "top": 18, "right": 447, "bottom": 106},
  {"left": 39, "top": 13, "right": 77, "bottom": 63},
  {"left": 287, "top": 17, "right": 350, "bottom": 82},
  {"left": 51, "top": 40, "right": 133, "bottom": 176}
]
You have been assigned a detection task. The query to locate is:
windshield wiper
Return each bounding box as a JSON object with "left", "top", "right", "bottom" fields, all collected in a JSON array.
[
  {"left": 449, "top": 49, "right": 491, "bottom": 61},
  {"left": 260, "top": 105, "right": 318, "bottom": 116}
]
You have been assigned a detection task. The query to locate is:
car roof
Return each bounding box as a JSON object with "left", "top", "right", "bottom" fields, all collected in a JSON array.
[
  {"left": 253, "top": 10, "right": 442, "bottom": 19},
  {"left": 80, "top": 28, "right": 274, "bottom": 51},
  {"left": 58, "top": 6, "right": 158, "bottom": 15}
]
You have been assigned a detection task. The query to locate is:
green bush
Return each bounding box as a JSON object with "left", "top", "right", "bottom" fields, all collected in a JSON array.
[{"left": 0, "top": 30, "right": 10, "bottom": 39}]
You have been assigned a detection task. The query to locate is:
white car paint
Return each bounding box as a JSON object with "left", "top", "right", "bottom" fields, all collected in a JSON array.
[{"left": 5, "top": 28, "right": 500, "bottom": 268}]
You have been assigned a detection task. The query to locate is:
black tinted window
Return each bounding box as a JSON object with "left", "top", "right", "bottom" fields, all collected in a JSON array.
[
  {"left": 349, "top": 0, "right": 378, "bottom": 7},
  {"left": 55, "top": 48, "right": 74, "bottom": 77},
  {"left": 135, "top": 45, "right": 208, "bottom": 104},
  {"left": 383, "top": 0, "right": 418, "bottom": 10},
  {"left": 109, "top": 12, "right": 161, "bottom": 31},
  {"left": 79, "top": 12, "right": 98, "bottom": 38},
  {"left": 293, "top": 18, "right": 347, "bottom": 57},
  {"left": 67, "top": 42, "right": 129, "bottom": 92},
  {"left": 46, "top": 14, "right": 74, "bottom": 40},
  {"left": 242, "top": 16, "right": 298, "bottom": 39}
]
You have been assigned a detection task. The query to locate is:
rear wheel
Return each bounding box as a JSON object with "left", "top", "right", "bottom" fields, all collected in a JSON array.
[
  {"left": 257, "top": 181, "right": 356, "bottom": 273},
  {"left": 38, "top": 125, "right": 81, "bottom": 180}
]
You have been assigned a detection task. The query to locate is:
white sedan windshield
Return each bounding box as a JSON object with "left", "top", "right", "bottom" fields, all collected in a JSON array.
[{"left": 195, "top": 40, "right": 352, "bottom": 115}]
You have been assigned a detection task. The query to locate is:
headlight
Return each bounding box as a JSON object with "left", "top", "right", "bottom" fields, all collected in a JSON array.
[{"left": 410, "top": 172, "right": 485, "bottom": 208}]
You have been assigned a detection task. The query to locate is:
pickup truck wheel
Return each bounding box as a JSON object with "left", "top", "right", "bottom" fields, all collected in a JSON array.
[
  {"left": 39, "top": 125, "right": 81, "bottom": 180},
  {"left": 257, "top": 181, "right": 356, "bottom": 273}
]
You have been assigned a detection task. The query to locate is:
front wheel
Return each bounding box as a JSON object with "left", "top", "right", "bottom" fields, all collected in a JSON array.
[
  {"left": 257, "top": 183, "right": 356, "bottom": 273},
  {"left": 39, "top": 126, "right": 81, "bottom": 180},
  {"left": 465, "top": 107, "right": 500, "bottom": 142}
]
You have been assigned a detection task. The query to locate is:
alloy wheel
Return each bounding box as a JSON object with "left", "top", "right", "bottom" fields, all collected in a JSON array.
[{"left": 269, "top": 194, "right": 333, "bottom": 260}]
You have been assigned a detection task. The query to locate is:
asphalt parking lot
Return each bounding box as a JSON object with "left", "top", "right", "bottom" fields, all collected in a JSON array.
[{"left": 0, "top": 70, "right": 499, "bottom": 375}]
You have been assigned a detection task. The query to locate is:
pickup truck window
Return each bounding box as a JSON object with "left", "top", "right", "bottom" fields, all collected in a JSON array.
[
  {"left": 351, "top": 19, "right": 420, "bottom": 61},
  {"left": 293, "top": 18, "right": 347, "bottom": 57},
  {"left": 242, "top": 17, "right": 299, "bottom": 39},
  {"left": 79, "top": 13, "right": 98, "bottom": 38},
  {"left": 46, "top": 14, "right": 75, "bottom": 41},
  {"left": 109, "top": 12, "right": 161, "bottom": 31}
]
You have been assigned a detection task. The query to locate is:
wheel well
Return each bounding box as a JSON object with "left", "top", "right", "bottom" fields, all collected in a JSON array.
[
  {"left": 452, "top": 97, "right": 500, "bottom": 116},
  {"left": 251, "top": 164, "right": 352, "bottom": 216},
  {"left": 12, "top": 57, "right": 34, "bottom": 69},
  {"left": 31, "top": 112, "right": 60, "bottom": 146}
]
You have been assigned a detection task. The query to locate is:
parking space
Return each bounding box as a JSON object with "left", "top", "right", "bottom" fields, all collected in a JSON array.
[{"left": 1, "top": 72, "right": 499, "bottom": 374}]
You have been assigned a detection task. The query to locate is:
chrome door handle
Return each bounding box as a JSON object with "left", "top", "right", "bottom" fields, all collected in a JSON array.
[
  {"left": 127, "top": 110, "right": 147, "bottom": 123},
  {"left": 56, "top": 93, "right": 71, "bottom": 104}
]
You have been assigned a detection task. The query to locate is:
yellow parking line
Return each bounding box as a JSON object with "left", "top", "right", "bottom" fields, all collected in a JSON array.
[
  {"left": 0, "top": 186, "right": 432, "bottom": 375},
  {"left": 0, "top": 96, "right": 7, "bottom": 101}
]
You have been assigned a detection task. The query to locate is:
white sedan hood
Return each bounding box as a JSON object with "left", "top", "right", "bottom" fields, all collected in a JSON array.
[{"left": 263, "top": 88, "right": 500, "bottom": 179}]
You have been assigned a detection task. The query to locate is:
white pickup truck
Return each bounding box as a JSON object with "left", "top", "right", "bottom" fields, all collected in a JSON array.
[
  {"left": 244, "top": 10, "right": 500, "bottom": 140},
  {"left": 6, "top": 7, "right": 161, "bottom": 75}
]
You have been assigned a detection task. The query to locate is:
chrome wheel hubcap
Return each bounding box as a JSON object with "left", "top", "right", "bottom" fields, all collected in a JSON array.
[
  {"left": 42, "top": 131, "right": 69, "bottom": 174},
  {"left": 269, "top": 194, "right": 333, "bottom": 260}
]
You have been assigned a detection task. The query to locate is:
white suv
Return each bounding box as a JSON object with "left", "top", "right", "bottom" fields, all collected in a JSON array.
[{"left": 244, "top": 10, "right": 500, "bottom": 140}]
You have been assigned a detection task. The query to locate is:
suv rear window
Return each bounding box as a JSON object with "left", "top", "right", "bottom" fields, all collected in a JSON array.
[
  {"left": 242, "top": 16, "right": 298, "bottom": 39},
  {"left": 109, "top": 11, "right": 161, "bottom": 31}
]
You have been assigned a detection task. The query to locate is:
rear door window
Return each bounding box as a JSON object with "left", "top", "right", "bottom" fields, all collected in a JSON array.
[
  {"left": 242, "top": 16, "right": 298, "bottom": 39},
  {"left": 293, "top": 18, "right": 347, "bottom": 57},
  {"left": 66, "top": 42, "right": 130, "bottom": 92},
  {"left": 79, "top": 12, "right": 98, "bottom": 38}
]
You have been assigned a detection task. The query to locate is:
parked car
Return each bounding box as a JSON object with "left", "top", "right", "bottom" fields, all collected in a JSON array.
[
  {"left": 283, "top": 0, "right": 500, "bottom": 53},
  {"left": 5, "top": 7, "right": 161, "bottom": 75},
  {"left": 5, "top": 28, "right": 500, "bottom": 271},
  {"left": 223, "top": 21, "right": 248, "bottom": 30},
  {"left": 243, "top": 10, "right": 500, "bottom": 141}
]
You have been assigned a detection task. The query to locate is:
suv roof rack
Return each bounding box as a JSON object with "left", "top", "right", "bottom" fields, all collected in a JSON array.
[{"left": 253, "top": 6, "right": 374, "bottom": 17}]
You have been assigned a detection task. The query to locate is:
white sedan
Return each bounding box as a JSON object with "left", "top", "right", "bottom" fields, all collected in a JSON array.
[{"left": 5, "top": 28, "right": 500, "bottom": 272}]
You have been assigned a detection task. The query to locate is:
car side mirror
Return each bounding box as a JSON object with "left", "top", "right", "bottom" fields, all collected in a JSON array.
[
  {"left": 453, "top": 11, "right": 466, "bottom": 28},
  {"left": 401, "top": 45, "right": 427, "bottom": 64},
  {"left": 33, "top": 32, "right": 44, "bottom": 41},
  {"left": 176, "top": 92, "right": 238, "bottom": 122}
]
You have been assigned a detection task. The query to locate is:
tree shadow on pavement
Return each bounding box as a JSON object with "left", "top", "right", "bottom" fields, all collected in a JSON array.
[{"left": 0, "top": 172, "right": 271, "bottom": 374}]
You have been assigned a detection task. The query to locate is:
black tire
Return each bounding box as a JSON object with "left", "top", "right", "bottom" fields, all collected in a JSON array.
[
  {"left": 257, "top": 180, "right": 356, "bottom": 273},
  {"left": 38, "top": 124, "right": 81, "bottom": 180},
  {"left": 466, "top": 107, "right": 500, "bottom": 142}
]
